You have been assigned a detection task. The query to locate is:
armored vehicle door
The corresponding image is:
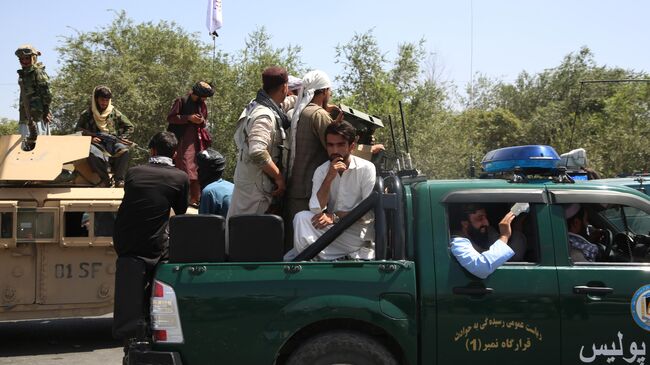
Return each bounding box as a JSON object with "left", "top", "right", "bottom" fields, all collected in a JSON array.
[
  {"left": 547, "top": 188, "right": 650, "bottom": 364},
  {"left": 38, "top": 200, "right": 119, "bottom": 306},
  {"left": 432, "top": 187, "right": 561, "bottom": 365},
  {"left": 0, "top": 201, "right": 36, "bottom": 307}
]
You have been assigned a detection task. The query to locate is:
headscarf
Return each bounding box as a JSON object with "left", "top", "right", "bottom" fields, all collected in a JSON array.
[
  {"left": 192, "top": 81, "right": 215, "bottom": 97},
  {"left": 91, "top": 86, "right": 114, "bottom": 133},
  {"left": 288, "top": 75, "right": 303, "bottom": 92},
  {"left": 288, "top": 70, "right": 332, "bottom": 174}
]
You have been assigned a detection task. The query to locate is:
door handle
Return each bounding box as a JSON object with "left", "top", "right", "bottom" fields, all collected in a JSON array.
[
  {"left": 573, "top": 285, "right": 613, "bottom": 295},
  {"left": 453, "top": 286, "right": 494, "bottom": 296}
]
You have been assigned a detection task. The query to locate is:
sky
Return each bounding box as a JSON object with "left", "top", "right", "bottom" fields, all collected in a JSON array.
[{"left": 1, "top": 0, "right": 649, "bottom": 119}]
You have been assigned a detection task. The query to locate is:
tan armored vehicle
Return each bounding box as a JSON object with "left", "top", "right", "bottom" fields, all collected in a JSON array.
[{"left": 0, "top": 135, "right": 122, "bottom": 321}]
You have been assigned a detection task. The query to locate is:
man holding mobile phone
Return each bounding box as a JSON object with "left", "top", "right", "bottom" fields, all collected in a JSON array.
[{"left": 450, "top": 204, "right": 520, "bottom": 279}]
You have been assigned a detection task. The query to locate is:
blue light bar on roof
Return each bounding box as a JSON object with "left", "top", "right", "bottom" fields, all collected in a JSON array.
[{"left": 481, "top": 145, "right": 560, "bottom": 173}]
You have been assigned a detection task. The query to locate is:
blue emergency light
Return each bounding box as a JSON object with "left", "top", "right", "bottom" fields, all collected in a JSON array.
[{"left": 481, "top": 145, "right": 560, "bottom": 173}]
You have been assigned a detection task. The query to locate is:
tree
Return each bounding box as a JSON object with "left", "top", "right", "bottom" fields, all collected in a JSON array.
[
  {"left": 0, "top": 118, "right": 19, "bottom": 135},
  {"left": 52, "top": 10, "right": 213, "bottom": 163},
  {"left": 334, "top": 30, "right": 458, "bottom": 177},
  {"left": 209, "top": 27, "right": 303, "bottom": 176}
]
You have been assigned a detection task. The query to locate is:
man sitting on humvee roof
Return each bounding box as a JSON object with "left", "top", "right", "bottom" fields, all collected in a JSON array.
[
  {"left": 76, "top": 85, "right": 134, "bottom": 187},
  {"left": 285, "top": 122, "right": 376, "bottom": 261}
]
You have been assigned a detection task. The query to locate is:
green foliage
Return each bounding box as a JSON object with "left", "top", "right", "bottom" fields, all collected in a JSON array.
[
  {"left": 52, "top": 10, "right": 213, "bottom": 162},
  {"left": 51, "top": 13, "right": 301, "bottom": 178},
  {"left": 0, "top": 118, "right": 19, "bottom": 135},
  {"left": 47, "top": 13, "right": 649, "bottom": 180},
  {"left": 209, "top": 27, "right": 303, "bottom": 176}
]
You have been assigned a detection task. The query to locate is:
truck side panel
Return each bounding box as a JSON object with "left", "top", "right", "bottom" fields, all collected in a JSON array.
[{"left": 154, "top": 261, "right": 418, "bottom": 365}]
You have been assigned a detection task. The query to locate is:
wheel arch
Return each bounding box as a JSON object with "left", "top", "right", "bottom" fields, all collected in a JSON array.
[{"left": 274, "top": 318, "right": 407, "bottom": 365}]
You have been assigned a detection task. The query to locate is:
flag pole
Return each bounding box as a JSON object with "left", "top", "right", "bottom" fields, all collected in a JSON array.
[{"left": 210, "top": 31, "right": 217, "bottom": 141}]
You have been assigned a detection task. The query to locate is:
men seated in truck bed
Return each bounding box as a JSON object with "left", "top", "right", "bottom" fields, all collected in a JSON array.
[{"left": 284, "top": 122, "right": 376, "bottom": 261}]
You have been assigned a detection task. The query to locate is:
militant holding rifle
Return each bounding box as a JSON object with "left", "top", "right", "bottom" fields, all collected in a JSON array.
[{"left": 80, "top": 129, "right": 147, "bottom": 153}]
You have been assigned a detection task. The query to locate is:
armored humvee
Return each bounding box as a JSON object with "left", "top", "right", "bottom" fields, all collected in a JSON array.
[{"left": 0, "top": 135, "right": 122, "bottom": 321}]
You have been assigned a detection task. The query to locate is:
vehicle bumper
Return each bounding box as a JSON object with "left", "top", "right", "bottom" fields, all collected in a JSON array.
[{"left": 127, "top": 348, "right": 183, "bottom": 365}]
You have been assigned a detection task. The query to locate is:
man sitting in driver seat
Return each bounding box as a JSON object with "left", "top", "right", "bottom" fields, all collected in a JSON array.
[{"left": 565, "top": 203, "right": 600, "bottom": 262}]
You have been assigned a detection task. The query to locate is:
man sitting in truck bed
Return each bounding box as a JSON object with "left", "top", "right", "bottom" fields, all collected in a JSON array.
[
  {"left": 450, "top": 204, "right": 521, "bottom": 279},
  {"left": 285, "top": 122, "right": 376, "bottom": 261}
]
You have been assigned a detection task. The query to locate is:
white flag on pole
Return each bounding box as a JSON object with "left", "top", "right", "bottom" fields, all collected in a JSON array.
[{"left": 206, "top": 0, "right": 223, "bottom": 35}]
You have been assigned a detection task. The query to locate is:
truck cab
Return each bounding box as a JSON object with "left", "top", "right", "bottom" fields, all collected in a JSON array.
[{"left": 133, "top": 146, "right": 650, "bottom": 365}]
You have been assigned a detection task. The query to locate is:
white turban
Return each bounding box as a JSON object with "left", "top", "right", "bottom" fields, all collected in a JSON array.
[
  {"left": 288, "top": 75, "right": 303, "bottom": 91},
  {"left": 288, "top": 70, "right": 332, "bottom": 175}
]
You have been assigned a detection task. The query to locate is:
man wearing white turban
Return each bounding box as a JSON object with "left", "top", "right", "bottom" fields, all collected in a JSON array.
[
  {"left": 287, "top": 75, "right": 303, "bottom": 96},
  {"left": 285, "top": 70, "right": 342, "bottom": 250}
]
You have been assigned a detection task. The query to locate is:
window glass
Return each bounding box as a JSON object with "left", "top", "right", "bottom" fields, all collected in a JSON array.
[
  {"left": 17, "top": 210, "right": 54, "bottom": 239},
  {"left": 566, "top": 203, "right": 650, "bottom": 264},
  {"left": 0, "top": 212, "right": 12, "bottom": 238},
  {"left": 622, "top": 206, "right": 650, "bottom": 235},
  {"left": 63, "top": 211, "right": 89, "bottom": 237},
  {"left": 94, "top": 212, "right": 116, "bottom": 237}
]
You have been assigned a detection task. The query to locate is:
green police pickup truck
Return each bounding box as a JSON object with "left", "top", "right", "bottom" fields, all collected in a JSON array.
[{"left": 130, "top": 146, "right": 650, "bottom": 365}]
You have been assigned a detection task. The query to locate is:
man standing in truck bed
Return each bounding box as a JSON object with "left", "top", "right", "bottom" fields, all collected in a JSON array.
[
  {"left": 112, "top": 131, "right": 189, "bottom": 344},
  {"left": 229, "top": 66, "right": 292, "bottom": 217},
  {"left": 286, "top": 122, "right": 376, "bottom": 261}
]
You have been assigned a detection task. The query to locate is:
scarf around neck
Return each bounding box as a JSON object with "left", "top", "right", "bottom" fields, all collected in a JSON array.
[
  {"left": 91, "top": 93, "right": 114, "bottom": 133},
  {"left": 288, "top": 70, "right": 332, "bottom": 176},
  {"left": 255, "top": 89, "right": 289, "bottom": 130},
  {"left": 149, "top": 156, "right": 174, "bottom": 166}
]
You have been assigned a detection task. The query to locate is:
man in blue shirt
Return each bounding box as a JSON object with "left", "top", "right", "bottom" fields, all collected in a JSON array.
[
  {"left": 450, "top": 204, "right": 516, "bottom": 279},
  {"left": 197, "top": 148, "right": 234, "bottom": 216}
]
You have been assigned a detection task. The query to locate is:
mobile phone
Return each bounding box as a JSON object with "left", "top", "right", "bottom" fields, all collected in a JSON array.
[{"left": 510, "top": 203, "right": 530, "bottom": 216}]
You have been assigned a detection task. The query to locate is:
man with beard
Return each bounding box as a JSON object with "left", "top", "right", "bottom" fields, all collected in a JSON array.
[
  {"left": 450, "top": 204, "right": 517, "bottom": 279},
  {"left": 229, "top": 66, "right": 294, "bottom": 217},
  {"left": 565, "top": 203, "right": 600, "bottom": 262},
  {"left": 167, "top": 81, "right": 215, "bottom": 205},
  {"left": 285, "top": 70, "right": 343, "bottom": 251},
  {"left": 285, "top": 122, "right": 376, "bottom": 261}
]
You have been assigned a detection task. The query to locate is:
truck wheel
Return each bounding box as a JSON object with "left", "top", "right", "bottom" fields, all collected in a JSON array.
[{"left": 286, "top": 330, "right": 398, "bottom": 365}]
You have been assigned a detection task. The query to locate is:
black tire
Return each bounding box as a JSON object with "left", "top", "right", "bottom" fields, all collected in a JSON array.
[{"left": 286, "top": 330, "right": 398, "bottom": 365}]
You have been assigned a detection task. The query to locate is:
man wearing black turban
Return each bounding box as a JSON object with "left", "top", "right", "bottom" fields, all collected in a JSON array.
[{"left": 167, "top": 81, "right": 215, "bottom": 205}]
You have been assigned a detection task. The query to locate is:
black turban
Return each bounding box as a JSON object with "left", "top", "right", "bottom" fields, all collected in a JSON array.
[{"left": 192, "top": 81, "right": 215, "bottom": 97}]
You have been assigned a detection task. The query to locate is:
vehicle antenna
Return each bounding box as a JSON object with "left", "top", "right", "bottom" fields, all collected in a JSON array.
[
  {"left": 388, "top": 115, "right": 402, "bottom": 171},
  {"left": 398, "top": 101, "right": 412, "bottom": 169},
  {"left": 567, "top": 81, "right": 585, "bottom": 157}
]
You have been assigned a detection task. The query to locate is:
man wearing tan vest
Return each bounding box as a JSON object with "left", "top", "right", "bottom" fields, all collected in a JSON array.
[{"left": 229, "top": 66, "right": 294, "bottom": 217}]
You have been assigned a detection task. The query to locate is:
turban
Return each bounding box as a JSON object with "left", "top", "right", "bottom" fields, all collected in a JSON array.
[
  {"left": 288, "top": 75, "right": 303, "bottom": 91},
  {"left": 192, "top": 81, "right": 215, "bottom": 97},
  {"left": 288, "top": 70, "right": 332, "bottom": 175},
  {"left": 565, "top": 203, "right": 581, "bottom": 219}
]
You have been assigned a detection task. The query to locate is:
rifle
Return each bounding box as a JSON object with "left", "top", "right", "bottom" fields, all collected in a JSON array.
[
  {"left": 80, "top": 129, "right": 147, "bottom": 154},
  {"left": 18, "top": 78, "right": 38, "bottom": 148}
]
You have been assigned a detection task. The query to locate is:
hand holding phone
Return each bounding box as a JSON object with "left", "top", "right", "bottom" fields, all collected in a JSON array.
[{"left": 510, "top": 203, "right": 530, "bottom": 217}]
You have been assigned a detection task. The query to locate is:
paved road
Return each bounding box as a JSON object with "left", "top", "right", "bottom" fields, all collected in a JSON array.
[{"left": 0, "top": 316, "right": 123, "bottom": 364}]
